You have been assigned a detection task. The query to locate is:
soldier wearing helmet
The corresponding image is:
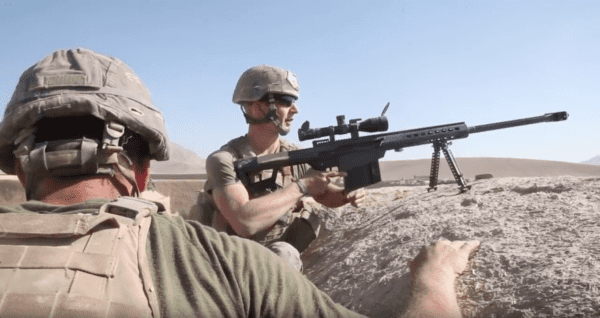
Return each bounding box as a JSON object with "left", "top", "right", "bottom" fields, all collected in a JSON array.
[
  {"left": 0, "top": 50, "right": 169, "bottom": 202},
  {"left": 202, "top": 65, "right": 368, "bottom": 271},
  {"left": 0, "top": 50, "right": 479, "bottom": 318}
]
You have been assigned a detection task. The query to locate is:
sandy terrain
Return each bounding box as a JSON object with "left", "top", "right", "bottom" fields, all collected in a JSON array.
[
  {"left": 2, "top": 158, "right": 600, "bottom": 316},
  {"left": 2, "top": 157, "right": 600, "bottom": 216},
  {"left": 151, "top": 180, "right": 205, "bottom": 216},
  {"left": 379, "top": 158, "right": 600, "bottom": 180},
  {"left": 302, "top": 176, "right": 600, "bottom": 317}
]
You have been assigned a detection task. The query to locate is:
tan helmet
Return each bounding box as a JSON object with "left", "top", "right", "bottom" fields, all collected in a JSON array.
[
  {"left": 0, "top": 48, "right": 170, "bottom": 197},
  {"left": 232, "top": 65, "right": 299, "bottom": 104},
  {"left": 232, "top": 65, "right": 299, "bottom": 135}
]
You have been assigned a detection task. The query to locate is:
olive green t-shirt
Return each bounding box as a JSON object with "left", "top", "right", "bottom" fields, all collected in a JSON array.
[{"left": 0, "top": 200, "right": 366, "bottom": 318}]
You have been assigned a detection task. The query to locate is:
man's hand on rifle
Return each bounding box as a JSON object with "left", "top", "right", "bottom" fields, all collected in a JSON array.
[
  {"left": 345, "top": 188, "right": 366, "bottom": 207},
  {"left": 298, "top": 171, "right": 366, "bottom": 208},
  {"left": 299, "top": 170, "right": 346, "bottom": 196}
]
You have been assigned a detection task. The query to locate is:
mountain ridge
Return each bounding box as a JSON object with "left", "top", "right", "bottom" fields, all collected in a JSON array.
[
  {"left": 580, "top": 155, "right": 600, "bottom": 165},
  {"left": 150, "top": 142, "right": 206, "bottom": 174}
]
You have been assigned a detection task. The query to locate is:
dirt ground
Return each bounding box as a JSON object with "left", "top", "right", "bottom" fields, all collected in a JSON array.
[
  {"left": 302, "top": 176, "right": 600, "bottom": 317},
  {"left": 151, "top": 180, "right": 204, "bottom": 217}
]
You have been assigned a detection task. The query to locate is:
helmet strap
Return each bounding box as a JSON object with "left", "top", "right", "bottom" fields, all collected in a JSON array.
[
  {"left": 14, "top": 121, "right": 143, "bottom": 199},
  {"left": 102, "top": 121, "right": 125, "bottom": 148},
  {"left": 266, "top": 94, "right": 282, "bottom": 128},
  {"left": 240, "top": 105, "right": 272, "bottom": 124},
  {"left": 240, "top": 94, "right": 288, "bottom": 135},
  {"left": 112, "top": 152, "right": 141, "bottom": 197}
]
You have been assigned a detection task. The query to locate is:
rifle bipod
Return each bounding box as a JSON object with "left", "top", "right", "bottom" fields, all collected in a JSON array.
[{"left": 427, "top": 140, "right": 472, "bottom": 193}]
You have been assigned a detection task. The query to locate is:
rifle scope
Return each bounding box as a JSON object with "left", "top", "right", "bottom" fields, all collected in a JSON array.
[{"left": 298, "top": 115, "right": 389, "bottom": 141}]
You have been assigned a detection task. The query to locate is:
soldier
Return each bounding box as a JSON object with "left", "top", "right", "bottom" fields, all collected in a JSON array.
[
  {"left": 202, "top": 65, "right": 367, "bottom": 271},
  {"left": 0, "top": 49, "right": 479, "bottom": 317}
]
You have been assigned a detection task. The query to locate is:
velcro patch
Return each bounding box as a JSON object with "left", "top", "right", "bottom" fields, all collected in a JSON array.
[
  {"left": 286, "top": 71, "right": 299, "bottom": 90},
  {"left": 44, "top": 74, "right": 86, "bottom": 87}
]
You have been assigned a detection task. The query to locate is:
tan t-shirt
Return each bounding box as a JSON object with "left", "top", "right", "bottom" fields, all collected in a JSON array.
[
  {"left": 203, "top": 135, "right": 313, "bottom": 242},
  {"left": 204, "top": 135, "right": 309, "bottom": 196}
]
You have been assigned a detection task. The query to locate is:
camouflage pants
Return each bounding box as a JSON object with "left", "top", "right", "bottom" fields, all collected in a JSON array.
[{"left": 265, "top": 241, "right": 303, "bottom": 272}]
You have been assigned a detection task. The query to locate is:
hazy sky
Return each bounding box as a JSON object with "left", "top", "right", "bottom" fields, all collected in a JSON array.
[{"left": 1, "top": 1, "right": 598, "bottom": 164}]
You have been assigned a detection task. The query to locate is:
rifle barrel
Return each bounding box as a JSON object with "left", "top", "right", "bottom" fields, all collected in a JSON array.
[{"left": 468, "top": 111, "right": 568, "bottom": 135}]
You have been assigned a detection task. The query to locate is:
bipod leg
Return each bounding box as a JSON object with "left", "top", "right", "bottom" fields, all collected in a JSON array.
[
  {"left": 440, "top": 142, "right": 471, "bottom": 193},
  {"left": 427, "top": 142, "right": 441, "bottom": 192}
]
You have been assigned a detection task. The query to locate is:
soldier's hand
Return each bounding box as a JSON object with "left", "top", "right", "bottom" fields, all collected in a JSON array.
[
  {"left": 300, "top": 171, "right": 347, "bottom": 196},
  {"left": 345, "top": 188, "right": 366, "bottom": 207},
  {"left": 409, "top": 240, "right": 480, "bottom": 288}
]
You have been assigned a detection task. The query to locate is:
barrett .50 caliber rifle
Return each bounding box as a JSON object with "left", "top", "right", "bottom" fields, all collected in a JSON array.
[{"left": 234, "top": 104, "right": 568, "bottom": 193}]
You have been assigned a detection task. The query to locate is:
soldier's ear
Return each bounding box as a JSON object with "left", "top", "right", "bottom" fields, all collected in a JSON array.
[{"left": 15, "top": 160, "right": 26, "bottom": 187}]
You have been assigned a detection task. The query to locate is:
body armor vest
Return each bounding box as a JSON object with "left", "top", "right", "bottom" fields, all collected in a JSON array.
[
  {"left": 209, "top": 136, "right": 320, "bottom": 251},
  {"left": 0, "top": 197, "right": 160, "bottom": 318}
]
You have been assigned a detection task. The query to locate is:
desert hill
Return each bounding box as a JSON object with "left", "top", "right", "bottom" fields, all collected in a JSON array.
[
  {"left": 581, "top": 155, "right": 600, "bottom": 165},
  {"left": 379, "top": 157, "right": 600, "bottom": 181},
  {"left": 150, "top": 141, "right": 205, "bottom": 174},
  {"left": 302, "top": 176, "right": 600, "bottom": 317},
  {"left": 3, "top": 157, "right": 600, "bottom": 218}
]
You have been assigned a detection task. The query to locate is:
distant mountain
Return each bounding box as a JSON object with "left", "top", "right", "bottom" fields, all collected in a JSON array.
[
  {"left": 150, "top": 142, "right": 206, "bottom": 174},
  {"left": 580, "top": 155, "right": 600, "bottom": 165}
]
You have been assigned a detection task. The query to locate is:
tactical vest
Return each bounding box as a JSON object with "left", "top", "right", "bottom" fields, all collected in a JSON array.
[
  {"left": 0, "top": 197, "right": 161, "bottom": 318},
  {"left": 207, "top": 136, "right": 320, "bottom": 252}
]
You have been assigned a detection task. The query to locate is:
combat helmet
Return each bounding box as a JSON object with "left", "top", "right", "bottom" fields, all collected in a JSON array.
[
  {"left": 232, "top": 65, "right": 299, "bottom": 135},
  {"left": 0, "top": 48, "right": 169, "bottom": 198}
]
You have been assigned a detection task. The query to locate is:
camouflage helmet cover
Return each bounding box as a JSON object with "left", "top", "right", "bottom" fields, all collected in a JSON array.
[
  {"left": 232, "top": 65, "right": 299, "bottom": 104},
  {"left": 0, "top": 48, "right": 169, "bottom": 174}
]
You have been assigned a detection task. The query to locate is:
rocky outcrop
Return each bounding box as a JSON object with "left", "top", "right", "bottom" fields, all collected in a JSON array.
[{"left": 302, "top": 176, "right": 600, "bottom": 317}]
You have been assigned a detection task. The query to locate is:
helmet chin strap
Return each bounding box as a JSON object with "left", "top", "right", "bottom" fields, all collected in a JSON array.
[
  {"left": 241, "top": 94, "right": 289, "bottom": 135},
  {"left": 112, "top": 152, "right": 141, "bottom": 197}
]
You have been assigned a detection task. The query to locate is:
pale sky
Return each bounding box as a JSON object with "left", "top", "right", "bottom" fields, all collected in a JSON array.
[{"left": 1, "top": 1, "right": 598, "bottom": 163}]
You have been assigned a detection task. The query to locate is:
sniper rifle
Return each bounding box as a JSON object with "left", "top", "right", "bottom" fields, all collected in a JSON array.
[{"left": 234, "top": 104, "right": 569, "bottom": 193}]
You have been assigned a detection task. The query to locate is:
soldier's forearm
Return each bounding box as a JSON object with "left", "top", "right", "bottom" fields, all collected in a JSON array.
[
  {"left": 231, "top": 183, "right": 305, "bottom": 237},
  {"left": 401, "top": 272, "right": 461, "bottom": 318}
]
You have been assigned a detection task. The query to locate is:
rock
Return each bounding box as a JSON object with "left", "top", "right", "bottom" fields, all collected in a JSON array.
[
  {"left": 302, "top": 176, "right": 600, "bottom": 317},
  {"left": 475, "top": 173, "right": 494, "bottom": 180},
  {"left": 461, "top": 197, "right": 478, "bottom": 206}
]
